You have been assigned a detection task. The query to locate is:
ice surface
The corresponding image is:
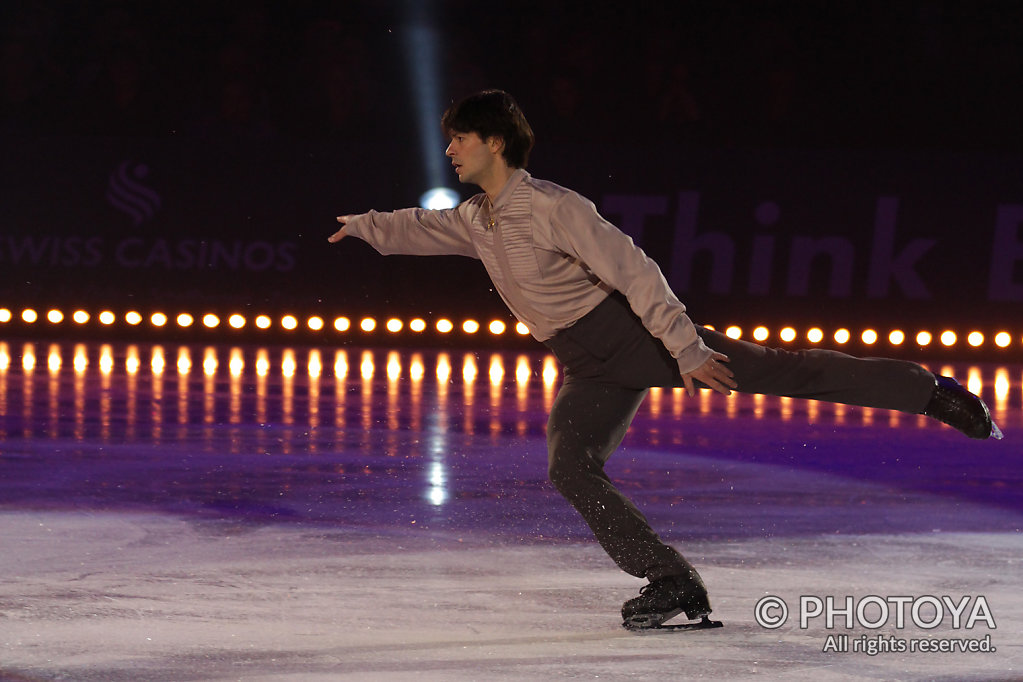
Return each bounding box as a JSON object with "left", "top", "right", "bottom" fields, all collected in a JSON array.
[
  {"left": 1, "top": 344, "right": 1020, "bottom": 680},
  {"left": 2, "top": 511, "right": 1021, "bottom": 681}
]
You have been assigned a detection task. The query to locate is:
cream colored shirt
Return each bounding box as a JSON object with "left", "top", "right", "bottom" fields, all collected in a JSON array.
[{"left": 344, "top": 169, "right": 712, "bottom": 373}]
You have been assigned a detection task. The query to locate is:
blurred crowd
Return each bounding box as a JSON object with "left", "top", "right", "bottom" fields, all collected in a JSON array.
[{"left": 2, "top": 0, "right": 1021, "bottom": 151}]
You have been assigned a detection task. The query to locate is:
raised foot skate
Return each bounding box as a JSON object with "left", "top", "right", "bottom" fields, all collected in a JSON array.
[
  {"left": 922, "top": 375, "right": 1003, "bottom": 440},
  {"left": 623, "top": 614, "right": 723, "bottom": 632}
]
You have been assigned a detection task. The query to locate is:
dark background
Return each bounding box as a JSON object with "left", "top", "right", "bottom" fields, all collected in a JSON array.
[{"left": 2, "top": 0, "right": 1022, "bottom": 347}]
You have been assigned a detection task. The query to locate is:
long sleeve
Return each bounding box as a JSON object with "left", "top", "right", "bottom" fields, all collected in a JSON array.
[
  {"left": 344, "top": 207, "right": 479, "bottom": 258},
  {"left": 548, "top": 192, "right": 712, "bottom": 374}
]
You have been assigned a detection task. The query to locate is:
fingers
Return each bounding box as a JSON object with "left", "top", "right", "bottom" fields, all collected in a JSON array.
[
  {"left": 706, "top": 356, "right": 737, "bottom": 388},
  {"left": 711, "top": 366, "right": 737, "bottom": 394},
  {"left": 683, "top": 356, "right": 738, "bottom": 397},
  {"left": 715, "top": 360, "right": 737, "bottom": 387},
  {"left": 328, "top": 216, "right": 350, "bottom": 243},
  {"left": 684, "top": 371, "right": 727, "bottom": 396},
  {"left": 705, "top": 377, "right": 733, "bottom": 396}
]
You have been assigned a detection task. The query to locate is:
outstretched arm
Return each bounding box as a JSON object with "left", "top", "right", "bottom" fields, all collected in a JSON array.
[{"left": 327, "top": 208, "right": 477, "bottom": 258}]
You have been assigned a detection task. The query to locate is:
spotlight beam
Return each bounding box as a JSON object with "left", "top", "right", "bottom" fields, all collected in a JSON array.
[{"left": 400, "top": 0, "right": 457, "bottom": 209}]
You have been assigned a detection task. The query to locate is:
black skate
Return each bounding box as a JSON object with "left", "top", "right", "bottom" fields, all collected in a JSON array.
[
  {"left": 922, "top": 375, "right": 1003, "bottom": 440},
  {"left": 621, "top": 574, "right": 722, "bottom": 632}
]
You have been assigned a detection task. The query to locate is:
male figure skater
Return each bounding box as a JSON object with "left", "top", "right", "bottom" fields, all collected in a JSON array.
[{"left": 328, "top": 90, "right": 1001, "bottom": 630}]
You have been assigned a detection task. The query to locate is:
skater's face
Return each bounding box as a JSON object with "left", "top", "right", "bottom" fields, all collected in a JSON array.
[{"left": 446, "top": 131, "right": 504, "bottom": 188}]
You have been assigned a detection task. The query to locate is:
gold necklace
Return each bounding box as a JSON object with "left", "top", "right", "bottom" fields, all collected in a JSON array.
[{"left": 484, "top": 196, "right": 496, "bottom": 230}]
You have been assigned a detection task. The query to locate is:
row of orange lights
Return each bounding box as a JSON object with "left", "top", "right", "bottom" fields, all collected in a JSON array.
[
  {"left": 0, "top": 307, "right": 1018, "bottom": 349},
  {"left": 0, "top": 307, "right": 530, "bottom": 337},
  {"left": 722, "top": 325, "right": 1015, "bottom": 349}
]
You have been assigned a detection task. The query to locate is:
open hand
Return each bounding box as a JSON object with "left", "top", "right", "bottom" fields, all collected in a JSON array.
[{"left": 681, "top": 352, "right": 736, "bottom": 396}]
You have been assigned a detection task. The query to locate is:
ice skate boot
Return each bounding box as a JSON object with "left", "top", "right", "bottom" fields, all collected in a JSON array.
[
  {"left": 922, "top": 375, "right": 1003, "bottom": 440},
  {"left": 621, "top": 571, "right": 722, "bottom": 631}
]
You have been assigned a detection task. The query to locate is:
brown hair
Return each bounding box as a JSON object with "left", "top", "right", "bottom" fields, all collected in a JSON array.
[{"left": 441, "top": 90, "right": 535, "bottom": 168}]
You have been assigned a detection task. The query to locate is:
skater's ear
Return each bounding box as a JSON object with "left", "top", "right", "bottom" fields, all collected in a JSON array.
[{"left": 486, "top": 135, "right": 506, "bottom": 155}]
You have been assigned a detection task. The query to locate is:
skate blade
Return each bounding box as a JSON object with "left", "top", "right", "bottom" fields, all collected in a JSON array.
[
  {"left": 991, "top": 420, "right": 1004, "bottom": 440},
  {"left": 623, "top": 614, "right": 723, "bottom": 633}
]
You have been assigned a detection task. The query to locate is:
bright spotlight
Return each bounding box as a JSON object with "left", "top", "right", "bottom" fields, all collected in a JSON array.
[
  {"left": 360, "top": 317, "right": 377, "bottom": 332},
  {"left": 125, "top": 311, "right": 142, "bottom": 325},
  {"left": 307, "top": 316, "right": 324, "bottom": 331},
  {"left": 419, "top": 187, "right": 459, "bottom": 210},
  {"left": 462, "top": 320, "right": 480, "bottom": 334},
  {"left": 725, "top": 326, "right": 742, "bottom": 339},
  {"left": 229, "top": 314, "right": 246, "bottom": 329},
  {"left": 967, "top": 331, "right": 984, "bottom": 347},
  {"left": 98, "top": 311, "right": 115, "bottom": 325},
  {"left": 74, "top": 310, "right": 91, "bottom": 324},
  {"left": 889, "top": 330, "right": 905, "bottom": 345},
  {"left": 994, "top": 332, "right": 1011, "bottom": 348},
  {"left": 386, "top": 318, "right": 403, "bottom": 333},
  {"left": 22, "top": 309, "right": 38, "bottom": 323},
  {"left": 834, "top": 328, "right": 851, "bottom": 344},
  {"left": 281, "top": 315, "right": 298, "bottom": 330},
  {"left": 779, "top": 327, "right": 797, "bottom": 343},
  {"left": 255, "top": 315, "right": 271, "bottom": 329},
  {"left": 807, "top": 328, "right": 824, "bottom": 344},
  {"left": 400, "top": 3, "right": 448, "bottom": 202},
  {"left": 334, "top": 316, "right": 351, "bottom": 332},
  {"left": 436, "top": 319, "right": 454, "bottom": 333},
  {"left": 176, "top": 313, "right": 194, "bottom": 327},
  {"left": 203, "top": 314, "right": 220, "bottom": 328},
  {"left": 47, "top": 309, "right": 64, "bottom": 324},
  {"left": 489, "top": 320, "right": 506, "bottom": 335},
  {"left": 752, "top": 326, "right": 769, "bottom": 342},
  {"left": 151, "top": 312, "right": 168, "bottom": 327},
  {"left": 515, "top": 322, "right": 530, "bottom": 335},
  {"left": 861, "top": 329, "right": 878, "bottom": 344},
  {"left": 940, "top": 330, "right": 957, "bottom": 346},
  {"left": 916, "top": 331, "right": 932, "bottom": 346},
  {"left": 409, "top": 318, "right": 427, "bottom": 332}
]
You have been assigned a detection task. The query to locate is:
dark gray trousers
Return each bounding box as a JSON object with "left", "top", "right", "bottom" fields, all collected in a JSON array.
[{"left": 543, "top": 292, "right": 936, "bottom": 581}]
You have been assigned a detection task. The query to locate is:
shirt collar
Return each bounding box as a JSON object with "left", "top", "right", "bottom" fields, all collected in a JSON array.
[{"left": 491, "top": 168, "right": 529, "bottom": 210}]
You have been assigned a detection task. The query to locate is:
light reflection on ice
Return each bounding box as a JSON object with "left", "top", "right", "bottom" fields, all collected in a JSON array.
[
  {"left": 386, "top": 351, "right": 401, "bottom": 381},
  {"left": 176, "top": 346, "right": 191, "bottom": 374},
  {"left": 427, "top": 460, "right": 447, "bottom": 506},
  {"left": 0, "top": 341, "right": 1016, "bottom": 455},
  {"left": 436, "top": 352, "right": 451, "bottom": 382},
  {"left": 359, "top": 350, "right": 373, "bottom": 380},
  {"left": 22, "top": 343, "right": 36, "bottom": 371},
  {"left": 332, "top": 349, "right": 347, "bottom": 379},
  {"left": 462, "top": 353, "right": 477, "bottom": 383},
  {"left": 47, "top": 344, "right": 61, "bottom": 372},
  {"left": 281, "top": 348, "right": 296, "bottom": 378}
]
